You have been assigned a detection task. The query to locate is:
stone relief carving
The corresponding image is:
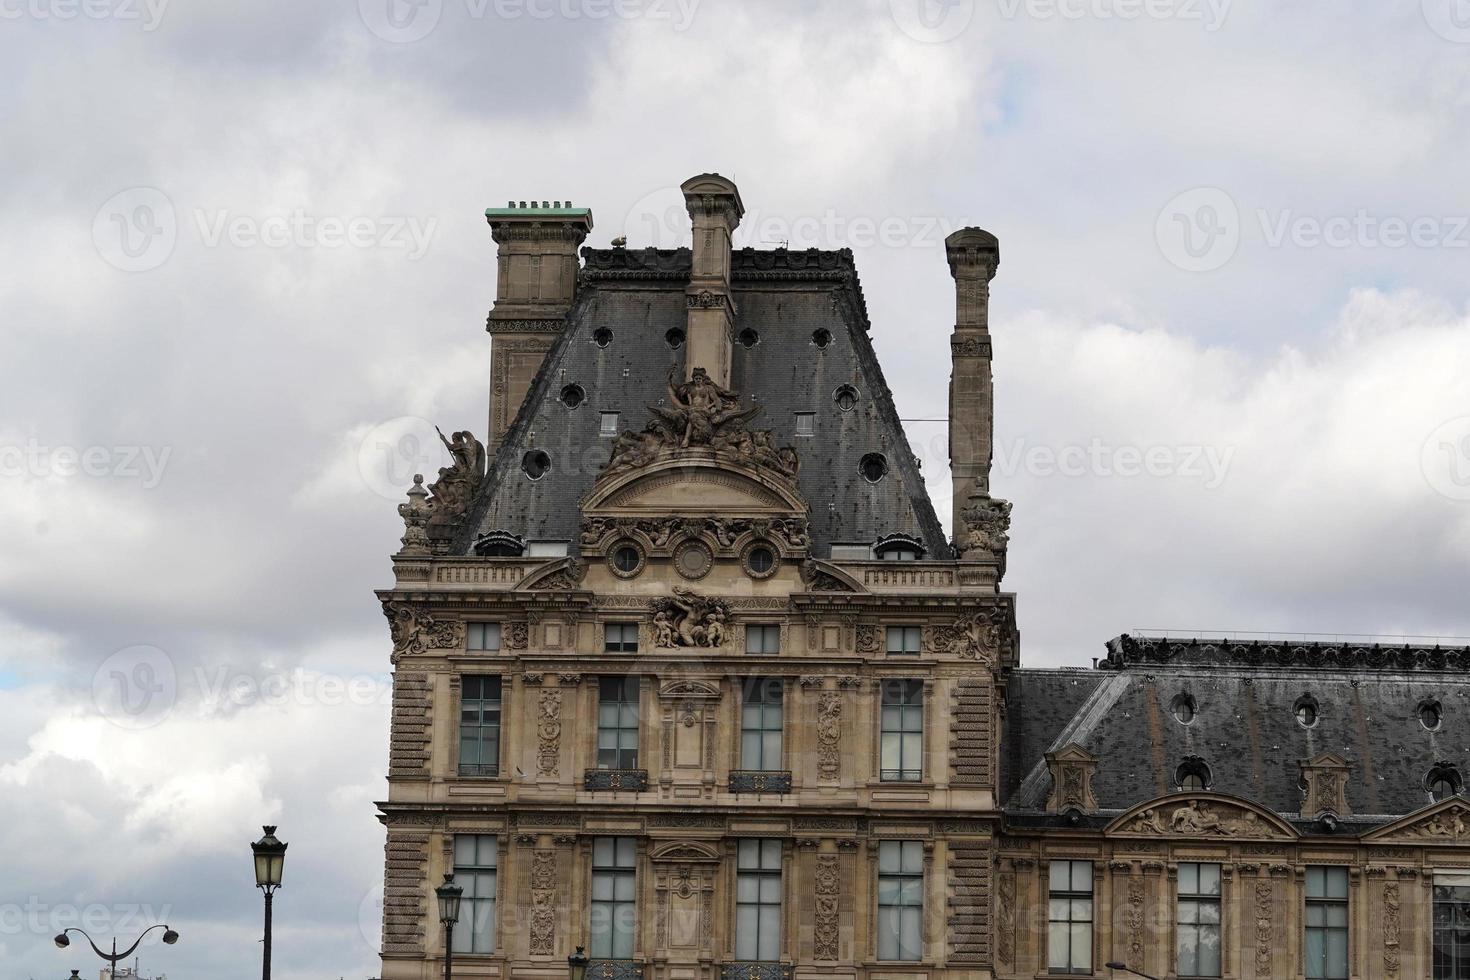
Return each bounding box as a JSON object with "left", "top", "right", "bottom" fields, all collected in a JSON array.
[
  {"left": 996, "top": 872, "right": 1015, "bottom": 968},
  {"left": 930, "top": 606, "right": 1009, "bottom": 664},
  {"left": 855, "top": 624, "right": 881, "bottom": 654},
  {"left": 1126, "top": 876, "right": 1145, "bottom": 969},
  {"left": 1384, "top": 880, "right": 1401, "bottom": 976},
  {"left": 382, "top": 601, "right": 465, "bottom": 663},
  {"left": 529, "top": 848, "right": 557, "bottom": 956},
  {"left": 1045, "top": 746, "right": 1099, "bottom": 813},
  {"left": 651, "top": 588, "right": 730, "bottom": 648},
  {"left": 529, "top": 558, "right": 586, "bottom": 591},
  {"left": 603, "top": 367, "right": 798, "bottom": 479},
  {"left": 814, "top": 854, "right": 840, "bottom": 960},
  {"left": 817, "top": 691, "right": 843, "bottom": 781},
  {"left": 1121, "top": 800, "right": 1283, "bottom": 838},
  {"left": 1255, "top": 880, "right": 1273, "bottom": 976},
  {"left": 1403, "top": 804, "right": 1470, "bottom": 838},
  {"left": 537, "top": 689, "right": 563, "bottom": 778},
  {"left": 799, "top": 560, "right": 852, "bottom": 592},
  {"left": 955, "top": 483, "right": 1012, "bottom": 560},
  {"left": 581, "top": 515, "right": 809, "bottom": 553},
  {"left": 505, "top": 622, "right": 529, "bottom": 650}
]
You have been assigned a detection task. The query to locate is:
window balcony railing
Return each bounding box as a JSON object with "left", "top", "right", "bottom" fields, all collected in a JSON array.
[
  {"left": 584, "top": 769, "right": 649, "bottom": 792},
  {"left": 586, "top": 960, "right": 645, "bottom": 980},
  {"left": 728, "top": 770, "right": 793, "bottom": 794},
  {"left": 720, "top": 964, "right": 793, "bottom": 980}
]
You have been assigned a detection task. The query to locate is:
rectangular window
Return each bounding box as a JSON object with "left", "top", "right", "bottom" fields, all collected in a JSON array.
[
  {"left": 745, "top": 624, "right": 781, "bottom": 654},
  {"left": 458, "top": 676, "right": 502, "bottom": 777},
  {"left": 597, "top": 676, "right": 640, "bottom": 770},
  {"left": 600, "top": 412, "right": 620, "bottom": 437},
  {"left": 736, "top": 839, "right": 783, "bottom": 961},
  {"left": 877, "top": 840, "right": 923, "bottom": 961},
  {"left": 452, "top": 835, "right": 497, "bottom": 954},
  {"left": 1434, "top": 872, "right": 1470, "bottom": 979},
  {"left": 886, "top": 625, "right": 922, "bottom": 656},
  {"left": 794, "top": 413, "right": 815, "bottom": 437},
  {"left": 590, "top": 837, "right": 637, "bottom": 960},
  {"left": 466, "top": 622, "right": 501, "bottom": 651},
  {"left": 1048, "top": 860, "right": 1094, "bottom": 974},
  {"left": 1177, "top": 862, "right": 1222, "bottom": 978},
  {"left": 604, "top": 622, "right": 639, "bottom": 653},
  {"left": 880, "top": 680, "right": 923, "bottom": 782},
  {"left": 1305, "top": 866, "right": 1349, "bottom": 979},
  {"left": 740, "top": 678, "right": 784, "bottom": 771}
]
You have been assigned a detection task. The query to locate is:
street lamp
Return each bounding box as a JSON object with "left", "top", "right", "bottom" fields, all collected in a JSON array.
[
  {"left": 251, "top": 825, "right": 288, "bottom": 980},
  {"left": 55, "top": 925, "right": 179, "bottom": 976},
  {"left": 1105, "top": 962, "right": 1163, "bottom": 980},
  {"left": 568, "top": 946, "right": 589, "bottom": 980},
  {"left": 435, "top": 873, "right": 463, "bottom": 980}
]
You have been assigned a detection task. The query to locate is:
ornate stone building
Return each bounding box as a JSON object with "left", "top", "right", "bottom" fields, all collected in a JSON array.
[{"left": 376, "top": 174, "right": 1470, "bottom": 980}]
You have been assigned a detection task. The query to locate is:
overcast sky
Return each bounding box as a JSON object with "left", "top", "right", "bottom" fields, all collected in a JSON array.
[{"left": 3, "top": 0, "right": 1469, "bottom": 976}]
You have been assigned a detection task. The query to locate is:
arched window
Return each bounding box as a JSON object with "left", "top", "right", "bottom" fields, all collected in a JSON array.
[
  {"left": 1171, "top": 693, "right": 1197, "bottom": 726},
  {"left": 1428, "top": 764, "right": 1462, "bottom": 802},
  {"left": 1295, "top": 694, "right": 1319, "bottom": 729},
  {"left": 1176, "top": 758, "right": 1212, "bottom": 792}
]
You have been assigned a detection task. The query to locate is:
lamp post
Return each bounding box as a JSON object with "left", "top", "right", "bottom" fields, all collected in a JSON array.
[
  {"left": 436, "top": 873, "right": 463, "bottom": 980},
  {"left": 568, "top": 945, "right": 589, "bottom": 980},
  {"left": 251, "top": 825, "right": 288, "bottom": 980},
  {"left": 1105, "top": 962, "right": 1163, "bottom": 980},
  {"left": 55, "top": 925, "right": 179, "bottom": 977}
]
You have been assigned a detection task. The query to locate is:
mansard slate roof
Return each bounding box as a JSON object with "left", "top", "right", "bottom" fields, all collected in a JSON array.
[
  {"left": 1004, "top": 634, "right": 1470, "bottom": 828},
  {"left": 456, "top": 246, "right": 950, "bottom": 557}
]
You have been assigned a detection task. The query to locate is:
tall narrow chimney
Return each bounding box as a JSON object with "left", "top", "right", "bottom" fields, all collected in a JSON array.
[
  {"left": 680, "top": 174, "right": 744, "bottom": 387},
  {"left": 945, "top": 227, "right": 1001, "bottom": 536},
  {"left": 484, "top": 201, "right": 594, "bottom": 448}
]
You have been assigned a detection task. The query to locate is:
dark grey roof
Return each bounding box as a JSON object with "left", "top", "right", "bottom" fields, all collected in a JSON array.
[
  {"left": 457, "top": 246, "right": 949, "bottom": 557},
  {"left": 1006, "top": 636, "right": 1470, "bottom": 822},
  {"left": 1001, "top": 669, "right": 1103, "bottom": 804}
]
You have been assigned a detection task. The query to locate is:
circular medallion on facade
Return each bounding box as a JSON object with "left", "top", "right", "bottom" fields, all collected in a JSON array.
[
  {"left": 608, "top": 540, "right": 645, "bottom": 579},
  {"left": 674, "top": 541, "right": 713, "bottom": 580},
  {"left": 741, "top": 541, "right": 780, "bottom": 580}
]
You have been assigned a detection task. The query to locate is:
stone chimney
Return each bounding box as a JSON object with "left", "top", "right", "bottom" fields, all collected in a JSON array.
[
  {"left": 680, "top": 174, "right": 744, "bottom": 387},
  {"left": 484, "top": 201, "right": 594, "bottom": 448},
  {"left": 945, "top": 227, "right": 1001, "bottom": 538}
]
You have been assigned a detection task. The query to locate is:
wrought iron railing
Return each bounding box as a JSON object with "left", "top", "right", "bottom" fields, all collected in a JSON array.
[
  {"left": 584, "top": 769, "right": 650, "bottom": 792},
  {"left": 728, "top": 770, "right": 793, "bottom": 794},
  {"left": 719, "top": 964, "right": 794, "bottom": 980}
]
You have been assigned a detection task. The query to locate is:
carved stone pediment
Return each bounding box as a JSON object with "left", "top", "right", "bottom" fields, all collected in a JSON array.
[
  {"left": 516, "top": 557, "right": 587, "bottom": 592},
  {"left": 1045, "top": 743, "right": 1099, "bottom": 814},
  {"left": 584, "top": 453, "right": 806, "bottom": 518},
  {"left": 658, "top": 679, "right": 723, "bottom": 701},
  {"left": 798, "top": 560, "right": 866, "bottom": 594},
  {"left": 1365, "top": 799, "right": 1470, "bottom": 843},
  {"left": 1106, "top": 793, "right": 1298, "bottom": 840},
  {"left": 649, "top": 839, "right": 722, "bottom": 863}
]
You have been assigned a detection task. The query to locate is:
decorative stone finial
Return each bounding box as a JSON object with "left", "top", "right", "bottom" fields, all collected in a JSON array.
[
  {"left": 397, "top": 473, "right": 432, "bottom": 556},
  {"left": 956, "top": 482, "right": 1012, "bottom": 563}
]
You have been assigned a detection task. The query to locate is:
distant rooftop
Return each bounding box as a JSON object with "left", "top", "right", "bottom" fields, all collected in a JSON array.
[{"left": 1102, "top": 632, "right": 1470, "bottom": 673}]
